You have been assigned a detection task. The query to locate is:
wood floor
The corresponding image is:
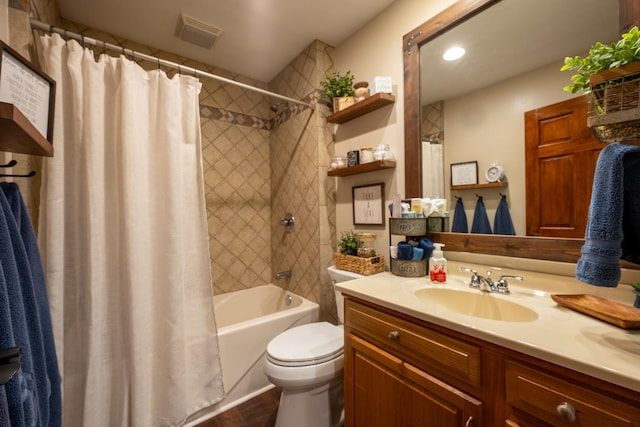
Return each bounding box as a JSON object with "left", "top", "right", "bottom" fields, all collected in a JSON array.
[{"left": 197, "top": 387, "right": 281, "bottom": 427}]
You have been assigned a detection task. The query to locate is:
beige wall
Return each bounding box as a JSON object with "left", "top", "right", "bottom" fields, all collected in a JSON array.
[{"left": 330, "top": 0, "right": 456, "bottom": 263}]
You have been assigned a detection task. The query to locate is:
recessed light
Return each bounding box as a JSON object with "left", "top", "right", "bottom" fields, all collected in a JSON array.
[{"left": 443, "top": 47, "right": 465, "bottom": 61}]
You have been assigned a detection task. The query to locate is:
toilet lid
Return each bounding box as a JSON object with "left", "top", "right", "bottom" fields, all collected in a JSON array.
[{"left": 267, "top": 322, "right": 344, "bottom": 367}]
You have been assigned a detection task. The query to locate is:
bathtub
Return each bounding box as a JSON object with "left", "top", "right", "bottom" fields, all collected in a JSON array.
[{"left": 186, "top": 284, "right": 319, "bottom": 426}]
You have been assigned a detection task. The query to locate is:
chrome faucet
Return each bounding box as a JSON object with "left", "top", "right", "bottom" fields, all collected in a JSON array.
[
  {"left": 458, "top": 267, "right": 523, "bottom": 294},
  {"left": 275, "top": 270, "right": 291, "bottom": 280}
]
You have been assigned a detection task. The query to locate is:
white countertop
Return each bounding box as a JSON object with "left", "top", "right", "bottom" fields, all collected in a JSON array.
[{"left": 335, "top": 260, "right": 640, "bottom": 393}]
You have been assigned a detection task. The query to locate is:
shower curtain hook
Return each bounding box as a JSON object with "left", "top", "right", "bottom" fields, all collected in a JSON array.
[
  {"left": 63, "top": 29, "right": 68, "bottom": 45},
  {"left": 48, "top": 24, "right": 53, "bottom": 35},
  {"left": 157, "top": 57, "right": 160, "bottom": 70},
  {"left": 81, "top": 34, "right": 85, "bottom": 49},
  {"left": 102, "top": 41, "right": 106, "bottom": 55}
]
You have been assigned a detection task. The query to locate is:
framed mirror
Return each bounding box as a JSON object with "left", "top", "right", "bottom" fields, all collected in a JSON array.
[{"left": 403, "top": 0, "right": 640, "bottom": 267}]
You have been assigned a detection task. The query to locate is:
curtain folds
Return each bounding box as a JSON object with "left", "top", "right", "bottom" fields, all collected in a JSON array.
[{"left": 37, "top": 33, "right": 224, "bottom": 427}]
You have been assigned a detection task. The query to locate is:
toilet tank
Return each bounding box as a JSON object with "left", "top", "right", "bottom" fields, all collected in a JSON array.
[{"left": 328, "top": 266, "right": 364, "bottom": 324}]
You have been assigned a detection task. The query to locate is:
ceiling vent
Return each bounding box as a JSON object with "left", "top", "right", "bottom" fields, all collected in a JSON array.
[{"left": 178, "top": 13, "right": 222, "bottom": 49}]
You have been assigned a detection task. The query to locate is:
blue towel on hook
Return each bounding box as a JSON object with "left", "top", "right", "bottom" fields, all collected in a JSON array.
[
  {"left": 471, "top": 196, "right": 492, "bottom": 234},
  {"left": 577, "top": 143, "right": 640, "bottom": 287},
  {"left": 493, "top": 194, "right": 515, "bottom": 235},
  {"left": 451, "top": 197, "right": 468, "bottom": 233},
  {"left": 2, "top": 183, "right": 62, "bottom": 426}
]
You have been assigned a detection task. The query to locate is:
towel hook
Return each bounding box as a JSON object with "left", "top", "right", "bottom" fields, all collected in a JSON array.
[
  {"left": 0, "top": 160, "right": 18, "bottom": 168},
  {"left": 0, "top": 171, "right": 36, "bottom": 178}
]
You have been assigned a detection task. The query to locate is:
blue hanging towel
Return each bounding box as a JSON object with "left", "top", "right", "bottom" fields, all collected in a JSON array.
[
  {"left": 451, "top": 197, "right": 468, "bottom": 233},
  {"left": 577, "top": 144, "right": 640, "bottom": 287},
  {"left": 471, "top": 196, "right": 492, "bottom": 234},
  {"left": 493, "top": 194, "right": 515, "bottom": 235}
]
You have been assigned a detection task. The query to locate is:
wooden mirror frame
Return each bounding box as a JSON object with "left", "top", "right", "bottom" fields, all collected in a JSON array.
[{"left": 402, "top": 0, "right": 639, "bottom": 268}]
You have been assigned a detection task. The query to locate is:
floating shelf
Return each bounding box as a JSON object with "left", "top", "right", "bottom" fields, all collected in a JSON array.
[
  {"left": 326, "top": 93, "right": 395, "bottom": 124},
  {"left": 328, "top": 160, "right": 395, "bottom": 177},
  {"left": 451, "top": 182, "right": 508, "bottom": 191},
  {"left": 0, "top": 102, "right": 53, "bottom": 157}
]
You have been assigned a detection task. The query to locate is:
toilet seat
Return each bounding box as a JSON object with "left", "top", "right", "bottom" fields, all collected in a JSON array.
[{"left": 267, "top": 322, "right": 344, "bottom": 367}]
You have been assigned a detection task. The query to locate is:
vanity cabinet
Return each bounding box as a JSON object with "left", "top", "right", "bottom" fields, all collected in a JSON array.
[{"left": 343, "top": 296, "right": 640, "bottom": 427}]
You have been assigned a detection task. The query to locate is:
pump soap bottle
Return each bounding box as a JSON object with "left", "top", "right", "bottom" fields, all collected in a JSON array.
[{"left": 429, "top": 243, "right": 447, "bottom": 283}]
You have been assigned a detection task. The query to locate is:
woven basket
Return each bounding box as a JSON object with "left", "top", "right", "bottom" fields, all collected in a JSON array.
[
  {"left": 334, "top": 252, "right": 384, "bottom": 276},
  {"left": 588, "top": 62, "right": 640, "bottom": 144}
]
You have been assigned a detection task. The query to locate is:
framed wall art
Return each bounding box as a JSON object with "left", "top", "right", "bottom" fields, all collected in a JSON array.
[
  {"left": 450, "top": 161, "right": 478, "bottom": 186},
  {"left": 352, "top": 183, "right": 385, "bottom": 226}
]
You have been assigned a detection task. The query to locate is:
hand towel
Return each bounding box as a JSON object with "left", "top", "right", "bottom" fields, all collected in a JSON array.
[
  {"left": 418, "top": 238, "right": 435, "bottom": 260},
  {"left": 576, "top": 143, "right": 640, "bottom": 287},
  {"left": 471, "top": 196, "right": 492, "bottom": 234},
  {"left": 493, "top": 195, "right": 515, "bottom": 235},
  {"left": 451, "top": 197, "right": 468, "bottom": 233},
  {"left": 397, "top": 242, "right": 413, "bottom": 260}
]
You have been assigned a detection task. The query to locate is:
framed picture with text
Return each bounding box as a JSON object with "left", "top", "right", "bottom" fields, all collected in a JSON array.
[
  {"left": 352, "top": 183, "right": 385, "bottom": 226},
  {"left": 450, "top": 161, "right": 478, "bottom": 186}
]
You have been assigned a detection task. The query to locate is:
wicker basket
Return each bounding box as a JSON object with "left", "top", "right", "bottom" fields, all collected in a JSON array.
[
  {"left": 334, "top": 252, "right": 384, "bottom": 276},
  {"left": 588, "top": 62, "right": 640, "bottom": 144}
]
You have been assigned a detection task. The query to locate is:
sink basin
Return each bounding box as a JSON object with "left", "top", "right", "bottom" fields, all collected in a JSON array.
[{"left": 414, "top": 287, "right": 539, "bottom": 322}]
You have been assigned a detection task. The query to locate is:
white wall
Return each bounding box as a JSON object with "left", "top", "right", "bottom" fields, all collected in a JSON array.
[{"left": 332, "top": 0, "right": 455, "bottom": 259}]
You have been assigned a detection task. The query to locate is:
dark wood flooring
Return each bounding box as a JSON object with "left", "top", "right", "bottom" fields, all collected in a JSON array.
[{"left": 197, "top": 387, "right": 281, "bottom": 427}]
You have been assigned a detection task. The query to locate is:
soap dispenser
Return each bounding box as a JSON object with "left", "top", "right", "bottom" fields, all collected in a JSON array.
[{"left": 429, "top": 243, "right": 447, "bottom": 283}]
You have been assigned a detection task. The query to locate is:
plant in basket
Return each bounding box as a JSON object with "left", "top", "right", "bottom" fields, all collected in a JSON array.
[
  {"left": 561, "top": 26, "right": 640, "bottom": 142},
  {"left": 320, "top": 70, "right": 355, "bottom": 112},
  {"left": 338, "top": 230, "right": 359, "bottom": 256}
]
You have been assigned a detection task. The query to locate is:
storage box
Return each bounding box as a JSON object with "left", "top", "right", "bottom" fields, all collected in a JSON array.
[
  {"left": 333, "top": 96, "right": 355, "bottom": 112},
  {"left": 335, "top": 252, "right": 384, "bottom": 276},
  {"left": 370, "top": 76, "right": 392, "bottom": 95},
  {"left": 390, "top": 258, "right": 427, "bottom": 277}
]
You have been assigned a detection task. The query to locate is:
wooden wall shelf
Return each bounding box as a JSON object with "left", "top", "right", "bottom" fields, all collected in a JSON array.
[
  {"left": 328, "top": 160, "right": 395, "bottom": 177},
  {"left": 451, "top": 182, "right": 507, "bottom": 191},
  {"left": 326, "top": 93, "right": 395, "bottom": 124},
  {"left": 0, "top": 102, "right": 53, "bottom": 157}
]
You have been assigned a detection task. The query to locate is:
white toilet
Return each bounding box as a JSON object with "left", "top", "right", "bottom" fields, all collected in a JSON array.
[{"left": 264, "top": 266, "right": 364, "bottom": 427}]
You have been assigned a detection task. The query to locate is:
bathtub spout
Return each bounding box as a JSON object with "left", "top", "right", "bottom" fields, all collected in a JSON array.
[{"left": 275, "top": 271, "right": 291, "bottom": 280}]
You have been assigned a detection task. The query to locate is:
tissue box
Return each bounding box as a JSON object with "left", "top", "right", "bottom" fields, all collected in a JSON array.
[{"left": 370, "top": 76, "right": 392, "bottom": 95}]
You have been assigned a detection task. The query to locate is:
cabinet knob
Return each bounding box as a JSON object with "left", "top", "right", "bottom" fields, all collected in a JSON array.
[
  {"left": 388, "top": 330, "right": 400, "bottom": 340},
  {"left": 556, "top": 402, "right": 576, "bottom": 422},
  {"left": 464, "top": 416, "right": 474, "bottom": 427}
]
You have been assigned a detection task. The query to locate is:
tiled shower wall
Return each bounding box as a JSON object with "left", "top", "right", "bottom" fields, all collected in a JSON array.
[{"left": 14, "top": 0, "right": 338, "bottom": 320}]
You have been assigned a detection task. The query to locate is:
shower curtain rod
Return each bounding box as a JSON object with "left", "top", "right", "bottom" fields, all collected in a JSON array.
[{"left": 30, "top": 19, "right": 313, "bottom": 108}]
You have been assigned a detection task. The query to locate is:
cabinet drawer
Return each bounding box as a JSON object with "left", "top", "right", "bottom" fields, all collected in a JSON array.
[
  {"left": 506, "top": 360, "right": 640, "bottom": 426},
  {"left": 346, "top": 299, "right": 481, "bottom": 388}
]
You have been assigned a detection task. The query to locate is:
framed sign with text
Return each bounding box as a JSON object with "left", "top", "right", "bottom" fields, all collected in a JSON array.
[
  {"left": 450, "top": 161, "right": 478, "bottom": 186},
  {"left": 352, "top": 183, "right": 385, "bottom": 226},
  {"left": 0, "top": 41, "right": 56, "bottom": 143}
]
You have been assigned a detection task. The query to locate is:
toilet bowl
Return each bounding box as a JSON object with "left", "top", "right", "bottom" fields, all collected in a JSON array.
[{"left": 264, "top": 266, "right": 364, "bottom": 427}]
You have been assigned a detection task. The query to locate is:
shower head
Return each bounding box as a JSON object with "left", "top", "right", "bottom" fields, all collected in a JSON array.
[{"left": 270, "top": 103, "right": 280, "bottom": 113}]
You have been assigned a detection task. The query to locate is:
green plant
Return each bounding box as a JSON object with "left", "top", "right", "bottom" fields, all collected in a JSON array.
[
  {"left": 320, "top": 70, "right": 355, "bottom": 100},
  {"left": 338, "top": 230, "right": 358, "bottom": 256},
  {"left": 561, "top": 26, "right": 640, "bottom": 94},
  {"left": 633, "top": 282, "right": 640, "bottom": 292}
]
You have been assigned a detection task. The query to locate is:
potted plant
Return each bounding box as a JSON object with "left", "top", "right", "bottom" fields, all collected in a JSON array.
[
  {"left": 337, "top": 230, "right": 358, "bottom": 256},
  {"left": 561, "top": 26, "right": 640, "bottom": 141},
  {"left": 561, "top": 26, "right": 640, "bottom": 93},
  {"left": 320, "top": 70, "right": 355, "bottom": 112}
]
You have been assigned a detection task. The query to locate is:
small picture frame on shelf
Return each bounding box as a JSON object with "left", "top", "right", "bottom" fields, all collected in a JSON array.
[
  {"left": 0, "top": 41, "right": 56, "bottom": 143},
  {"left": 450, "top": 161, "right": 478, "bottom": 186},
  {"left": 352, "top": 183, "right": 385, "bottom": 226}
]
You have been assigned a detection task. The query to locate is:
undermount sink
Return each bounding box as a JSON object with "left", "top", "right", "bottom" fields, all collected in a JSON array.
[{"left": 414, "top": 287, "right": 539, "bottom": 322}]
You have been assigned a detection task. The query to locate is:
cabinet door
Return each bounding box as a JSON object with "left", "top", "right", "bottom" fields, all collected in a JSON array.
[{"left": 347, "top": 334, "right": 482, "bottom": 427}]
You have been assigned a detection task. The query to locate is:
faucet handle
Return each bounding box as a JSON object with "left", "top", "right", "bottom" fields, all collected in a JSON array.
[
  {"left": 459, "top": 267, "right": 481, "bottom": 288},
  {"left": 495, "top": 274, "right": 523, "bottom": 294}
]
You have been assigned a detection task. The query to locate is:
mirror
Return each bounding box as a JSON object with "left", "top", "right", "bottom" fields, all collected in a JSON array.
[{"left": 403, "top": 0, "right": 640, "bottom": 265}]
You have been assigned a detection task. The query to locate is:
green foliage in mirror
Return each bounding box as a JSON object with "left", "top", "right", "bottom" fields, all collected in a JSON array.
[{"left": 562, "top": 26, "right": 640, "bottom": 93}]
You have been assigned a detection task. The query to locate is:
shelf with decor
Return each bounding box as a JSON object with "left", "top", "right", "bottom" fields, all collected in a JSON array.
[
  {"left": 326, "top": 93, "right": 395, "bottom": 124},
  {"left": 450, "top": 182, "right": 507, "bottom": 191},
  {"left": 0, "top": 102, "right": 53, "bottom": 157},
  {"left": 328, "top": 160, "right": 395, "bottom": 177}
]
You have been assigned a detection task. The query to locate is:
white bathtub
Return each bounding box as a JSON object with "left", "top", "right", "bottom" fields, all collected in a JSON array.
[{"left": 186, "top": 284, "right": 319, "bottom": 426}]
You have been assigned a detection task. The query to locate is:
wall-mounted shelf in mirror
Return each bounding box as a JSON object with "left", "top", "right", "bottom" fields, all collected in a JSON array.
[
  {"left": 326, "top": 93, "right": 395, "bottom": 124},
  {"left": 451, "top": 182, "right": 507, "bottom": 191},
  {"left": 0, "top": 102, "right": 53, "bottom": 157},
  {"left": 328, "top": 160, "right": 395, "bottom": 177}
]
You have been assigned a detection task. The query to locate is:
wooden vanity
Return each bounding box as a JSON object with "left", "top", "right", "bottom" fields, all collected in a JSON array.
[
  {"left": 344, "top": 296, "right": 640, "bottom": 426},
  {"left": 338, "top": 262, "right": 640, "bottom": 427}
]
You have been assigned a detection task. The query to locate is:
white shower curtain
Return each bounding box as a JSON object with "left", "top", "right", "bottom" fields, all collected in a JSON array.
[{"left": 36, "top": 34, "right": 224, "bottom": 426}]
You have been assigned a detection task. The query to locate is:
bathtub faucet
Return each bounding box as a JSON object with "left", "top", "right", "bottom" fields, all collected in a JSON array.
[{"left": 275, "top": 271, "right": 292, "bottom": 280}]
